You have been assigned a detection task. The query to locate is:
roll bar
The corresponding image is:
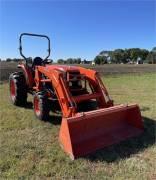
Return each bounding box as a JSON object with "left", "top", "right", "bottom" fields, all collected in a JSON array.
[{"left": 19, "top": 33, "right": 51, "bottom": 62}]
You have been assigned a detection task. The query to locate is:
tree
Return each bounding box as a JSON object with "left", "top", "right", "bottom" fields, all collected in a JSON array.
[
  {"left": 57, "top": 59, "right": 64, "bottom": 64},
  {"left": 152, "top": 47, "right": 156, "bottom": 52},
  {"left": 94, "top": 56, "right": 107, "bottom": 64},
  {"left": 57, "top": 58, "right": 81, "bottom": 64},
  {"left": 66, "top": 58, "right": 73, "bottom": 64},
  {"left": 146, "top": 50, "right": 156, "bottom": 64},
  {"left": 139, "top": 49, "right": 149, "bottom": 60},
  {"left": 83, "top": 59, "right": 87, "bottom": 64},
  {"left": 111, "top": 48, "right": 149, "bottom": 63},
  {"left": 12, "top": 58, "right": 20, "bottom": 62},
  {"left": 128, "top": 48, "right": 142, "bottom": 62},
  {"left": 6, "top": 58, "right": 12, "bottom": 62},
  {"left": 111, "top": 49, "right": 125, "bottom": 64},
  {"left": 124, "top": 49, "right": 131, "bottom": 62},
  {"left": 94, "top": 56, "right": 101, "bottom": 65},
  {"left": 101, "top": 56, "right": 107, "bottom": 64},
  {"left": 76, "top": 58, "right": 81, "bottom": 64},
  {"left": 97, "top": 48, "right": 150, "bottom": 64}
]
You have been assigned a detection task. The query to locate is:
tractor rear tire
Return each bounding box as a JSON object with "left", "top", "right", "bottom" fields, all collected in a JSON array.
[
  {"left": 9, "top": 72, "right": 27, "bottom": 106},
  {"left": 33, "top": 91, "right": 50, "bottom": 121}
]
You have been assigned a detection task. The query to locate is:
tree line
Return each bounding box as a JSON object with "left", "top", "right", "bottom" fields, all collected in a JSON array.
[
  {"left": 57, "top": 58, "right": 82, "bottom": 64},
  {"left": 2, "top": 47, "right": 156, "bottom": 64},
  {"left": 94, "top": 47, "right": 156, "bottom": 64},
  {"left": 57, "top": 47, "right": 156, "bottom": 64}
]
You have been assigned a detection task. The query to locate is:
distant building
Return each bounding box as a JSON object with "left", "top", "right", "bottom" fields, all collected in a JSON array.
[{"left": 136, "top": 57, "right": 143, "bottom": 64}]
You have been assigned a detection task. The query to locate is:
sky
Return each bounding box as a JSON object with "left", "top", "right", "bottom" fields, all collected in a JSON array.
[{"left": 0, "top": 0, "right": 155, "bottom": 61}]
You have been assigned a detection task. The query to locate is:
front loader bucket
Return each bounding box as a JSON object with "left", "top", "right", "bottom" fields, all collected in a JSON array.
[{"left": 59, "top": 104, "right": 144, "bottom": 159}]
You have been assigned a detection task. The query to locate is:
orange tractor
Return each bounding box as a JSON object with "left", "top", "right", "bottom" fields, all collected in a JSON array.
[{"left": 9, "top": 33, "right": 144, "bottom": 159}]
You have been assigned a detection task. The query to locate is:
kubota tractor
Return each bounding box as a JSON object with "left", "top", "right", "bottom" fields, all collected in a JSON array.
[{"left": 9, "top": 33, "right": 144, "bottom": 159}]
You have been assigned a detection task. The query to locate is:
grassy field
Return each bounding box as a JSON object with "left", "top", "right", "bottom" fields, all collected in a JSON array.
[{"left": 0, "top": 73, "right": 156, "bottom": 179}]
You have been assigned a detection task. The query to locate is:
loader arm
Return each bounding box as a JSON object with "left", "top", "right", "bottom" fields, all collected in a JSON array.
[
  {"left": 36, "top": 66, "right": 77, "bottom": 117},
  {"left": 78, "top": 67, "right": 113, "bottom": 107},
  {"left": 34, "top": 66, "right": 113, "bottom": 117}
]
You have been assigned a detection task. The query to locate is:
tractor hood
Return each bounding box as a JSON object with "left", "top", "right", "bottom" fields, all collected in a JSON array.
[{"left": 45, "top": 65, "right": 80, "bottom": 73}]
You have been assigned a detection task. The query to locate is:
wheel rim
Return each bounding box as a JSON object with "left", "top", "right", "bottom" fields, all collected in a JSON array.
[
  {"left": 34, "top": 96, "right": 40, "bottom": 116},
  {"left": 10, "top": 79, "right": 16, "bottom": 99}
]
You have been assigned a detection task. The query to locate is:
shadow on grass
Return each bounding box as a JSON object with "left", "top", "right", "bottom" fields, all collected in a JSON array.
[
  {"left": 45, "top": 114, "right": 62, "bottom": 125},
  {"left": 85, "top": 116, "right": 156, "bottom": 163},
  {"left": 25, "top": 102, "right": 33, "bottom": 109},
  {"left": 140, "top": 106, "right": 150, "bottom": 112},
  {"left": 24, "top": 101, "right": 62, "bottom": 125}
]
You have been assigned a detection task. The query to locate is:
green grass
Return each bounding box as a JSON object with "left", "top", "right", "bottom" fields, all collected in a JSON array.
[{"left": 0, "top": 73, "right": 156, "bottom": 179}]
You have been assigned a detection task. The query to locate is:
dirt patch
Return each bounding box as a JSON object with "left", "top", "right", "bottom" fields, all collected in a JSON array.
[
  {"left": 81, "top": 64, "right": 156, "bottom": 75},
  {"left": 0, "top": 62, "right": 156, "bottom": 81}
]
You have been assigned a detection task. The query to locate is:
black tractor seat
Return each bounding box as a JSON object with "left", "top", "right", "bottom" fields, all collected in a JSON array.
[{"left": 32, "top": 57, "right": 43, "bottom": 69}]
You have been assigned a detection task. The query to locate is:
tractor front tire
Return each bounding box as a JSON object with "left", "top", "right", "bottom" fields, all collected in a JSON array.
[
  {"left": 33, "top": 91, "right": 50, "bottom": 121},
  {"left": 9, "top": 72, "right": 27, "bottom": 106}
]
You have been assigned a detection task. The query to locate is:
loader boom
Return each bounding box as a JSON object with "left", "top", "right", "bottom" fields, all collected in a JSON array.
[{"left": 34, "top": 65, "right": 113, "bottom": 118}]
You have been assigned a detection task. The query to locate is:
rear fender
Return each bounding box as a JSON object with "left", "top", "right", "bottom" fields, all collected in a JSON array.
[{"left": 18, "top": 64, "right": 34, "bottom": 88}]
